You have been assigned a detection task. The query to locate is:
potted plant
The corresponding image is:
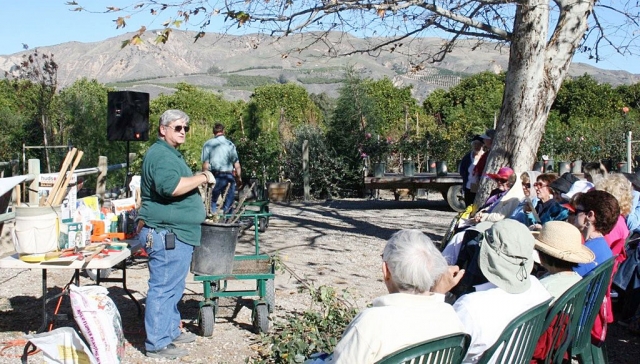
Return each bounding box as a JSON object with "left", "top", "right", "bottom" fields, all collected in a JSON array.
[
  {"left": 361, "top": 133, "right": 391, "bottom": 177},
  {"left": 396, "top": 135, "right": 419, "bottom": 176}
]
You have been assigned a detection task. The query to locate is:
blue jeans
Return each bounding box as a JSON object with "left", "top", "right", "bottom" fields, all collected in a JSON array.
[
  {"left": 139, "top": 227, "right": 194, "bottom": 351},
  {"left": 211, "top": 173, "right": 236, "bottom": 214}
]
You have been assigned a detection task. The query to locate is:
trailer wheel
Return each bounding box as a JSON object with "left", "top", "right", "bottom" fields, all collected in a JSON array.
[
  {"left": 198, "top": 305, "right": 215, "bottom": 337},
  {"left": 446, "top": 185, "right": 466, "bottom": 212}
]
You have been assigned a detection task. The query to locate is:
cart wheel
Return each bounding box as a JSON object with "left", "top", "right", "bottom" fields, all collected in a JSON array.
[
  {"left": 85, "top": 269, "right": 111, "bottom": 281},
  {"left": 265, "top": 279, "right": 275, "bottom": 313},
  {"left": 198, "top": 305, "right": 215, "bottom": 337},
  {"left": 259, "top": 217, "right": 267, "bottom": 233},
  {"left": 253, "top": 304, "right": 269, "bottom": 333}
]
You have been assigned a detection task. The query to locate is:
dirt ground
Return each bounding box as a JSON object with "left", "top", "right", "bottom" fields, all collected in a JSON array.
[{"left": 0, "top": 192, "right": 639, "bottom": 363}]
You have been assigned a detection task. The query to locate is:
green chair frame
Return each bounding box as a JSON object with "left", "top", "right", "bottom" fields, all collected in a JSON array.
[
  {"left": 535, "top": 272, "right": 593, "bottom": 364},
  {"left": 375, "top": 333, "right": 471, "bottom": 364},
  {"left": 567, "top": 257, "right": 615, "bottom": 364},
  {"left": 477, "top": 298, "right": 553, "bottom": 364}
]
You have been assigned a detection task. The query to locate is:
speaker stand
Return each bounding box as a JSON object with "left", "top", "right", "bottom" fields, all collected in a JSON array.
[{"left": 125, "top": 141, "right": 132, "bottom": 198}]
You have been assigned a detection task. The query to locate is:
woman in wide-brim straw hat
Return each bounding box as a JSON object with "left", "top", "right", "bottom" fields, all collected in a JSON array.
[{"left": 533, "top": 221, "right": 595, "bottom": 303}]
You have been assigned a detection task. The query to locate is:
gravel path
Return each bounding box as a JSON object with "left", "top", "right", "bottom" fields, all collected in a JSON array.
[{"left": 0, "top": 193, "right": 638, "bottom": 363}]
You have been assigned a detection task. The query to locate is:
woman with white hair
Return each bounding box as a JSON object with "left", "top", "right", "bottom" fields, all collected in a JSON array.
[{"left": 323, "top": 230, "right": 465, "bottom": 364}]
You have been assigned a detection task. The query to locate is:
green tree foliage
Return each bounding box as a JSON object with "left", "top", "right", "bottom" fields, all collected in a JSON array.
[
  {"left": 552, "top": 74, "right": 623, "bottom": 122},
  {"left": 616, "top": 83, "right": 640, "bottom": 110},
  {"left": 328, "top": 68, "right": 378, "bottom": 194},
  {"left": 243, "top": 83, "right": 322, "bottom": 182},
  {"left": 539, "top": 75, "right": 639, "bottom": 165},
  {"left": 283, "top": 125, "right": 342, "bottom": 199},
  {"left": 309, "top": 93, "right": 336, "bottom": 126},
  {"left": 421, "top": 72, "right": 504, "bottom": 166}
]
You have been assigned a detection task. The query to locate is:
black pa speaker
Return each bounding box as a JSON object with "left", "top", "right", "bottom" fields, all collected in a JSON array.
[{"left": 107, "top": 91, "right": 150, "bottom": 141}]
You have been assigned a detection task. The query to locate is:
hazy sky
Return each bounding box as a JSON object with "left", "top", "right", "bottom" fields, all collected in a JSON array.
[{"left": 1, "top": 1, "right": 638, "bottom": 74}]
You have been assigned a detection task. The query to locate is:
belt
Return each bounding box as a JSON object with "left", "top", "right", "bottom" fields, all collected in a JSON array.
[{"left": 212, "top": 170, "right": 233, "bottom": 175}]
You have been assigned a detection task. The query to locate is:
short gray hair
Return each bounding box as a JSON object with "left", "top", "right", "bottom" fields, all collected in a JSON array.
[
  {"left": 382, "top": 229, "right": 448, "bottom": 293},
  {"left": 159, "top": 109, "right": 189, "bottom": 127}
]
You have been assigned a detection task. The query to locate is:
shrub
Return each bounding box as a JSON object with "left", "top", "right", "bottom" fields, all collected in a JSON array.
[
  {"left": 283, "top": 125, "right": 343, "bottom": 199},
  {"left": 249, "top": 285, "right": 358, "bottom": 364}
]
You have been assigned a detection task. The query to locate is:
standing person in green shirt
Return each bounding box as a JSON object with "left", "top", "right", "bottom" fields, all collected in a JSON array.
[
  {"left": 201, "top": 123, "right": 243, "bottom": 214},
  {"left": 137, "top": 109, "right": 215, "bottom": 359}
]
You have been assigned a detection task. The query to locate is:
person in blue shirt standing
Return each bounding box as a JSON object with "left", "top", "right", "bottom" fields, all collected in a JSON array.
[{"left": 201, "top": 123, "right": 243, "bottom": 214}]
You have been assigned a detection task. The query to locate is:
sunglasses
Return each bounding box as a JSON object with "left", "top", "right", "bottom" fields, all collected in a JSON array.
[
  {"left": 496, "top": 178, "right": 508, "bottom": 184},
  {"left": 533, "top": 182, "right": 548, "bottom": 188},
  {"left": 167, "top": 125, "right": 190, "bottom": 133},
  {"left": 568, "top": 208, "right": 586, "bottom": 216}
]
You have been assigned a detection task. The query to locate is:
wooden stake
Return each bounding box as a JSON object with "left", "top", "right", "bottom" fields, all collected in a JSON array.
[
  {"left": 53, "top": 150, "right": 83, "bottom": 206},
  {"left": 45, "top": 148, "right": 77, "bottom": 206}
]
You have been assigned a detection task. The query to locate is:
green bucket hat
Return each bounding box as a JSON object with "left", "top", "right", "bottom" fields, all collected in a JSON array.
[{"left": 478, "top": 219, "right": 535, "bottom": 294}]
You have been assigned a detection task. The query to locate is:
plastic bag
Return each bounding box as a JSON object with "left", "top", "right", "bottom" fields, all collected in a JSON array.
[
  {"left": 23, "top": 327, "right": 97, "bottom": 364},
  {"left": 69, "top": 285, "right": 125, "bottom": 363}
]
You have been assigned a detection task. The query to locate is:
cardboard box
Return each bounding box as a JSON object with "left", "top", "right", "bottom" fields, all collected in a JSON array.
[
  {"left": 64, "top": 221, "right": 84, "bottom": 249},
  {"left": 39, "top": 173, "right": 77, "bottom": 220}
]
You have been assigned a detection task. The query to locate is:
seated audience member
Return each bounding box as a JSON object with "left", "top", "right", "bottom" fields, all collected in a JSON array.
[
  {"left": 510, "top": 171, "right": 541, "bottom": 225},
  {"left": 473, "top": 167, "right": 524, "bottom": 223},
  {"left": 534, "top": 221, "right": 595, "bottom": 302},
  {"left": 560, "top": 180, "right": 594, "bottom": 202},
  {"left": 572, "top": 190, "right": 617, "bottom": 276},
  {"left": 583, "top": 162, "right": 608, "bottom": 185},
  {"left": 530, "top": 221, "right": 595, "bottom": 363},
  {"left": 595, "top": 173, "right": 631, "bottom": 261},
  {"left": 324, "top": 230, "right": 465, "bottom": 364},
  {"left": 549, "top": 172, "right": 580, "bottom": 202},
  {"left": 621, "top": 172, "right": 640, "bottom": 235},
  {"left": 443, "top": 169, "right": 523, "bottom": 264},
  {"left": 529, "top": 174, "right": 569, "bottom": 230},
  {"left": 559, "top": 182, "right": 594, "bottom": 226},
  {"left": 614, "top": 173, "right": 640, "bottom": 323},
  {"left": 571, "top": 190, "right": 618, "bottom": 344},
  {"left": 450, "top": 219, "right": 551, "bottom": 363}
]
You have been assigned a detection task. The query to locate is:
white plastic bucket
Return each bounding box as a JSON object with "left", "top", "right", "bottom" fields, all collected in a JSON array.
[{"left": 12, "top": 205, "right": 61, "bottom": 255}]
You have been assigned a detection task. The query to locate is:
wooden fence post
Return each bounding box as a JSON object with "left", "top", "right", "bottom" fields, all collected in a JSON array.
[
  {"left": 303, "top": 140, "right": 310, "bottom": 201},
  {"left": 97, "top": 156, "right": 107, "bottom": 200},
  {"left": 28, "top": 159, "right": 40, "bottom": 204}
]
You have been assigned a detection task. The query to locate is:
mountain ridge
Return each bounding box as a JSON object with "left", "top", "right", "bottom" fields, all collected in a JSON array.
[{"left": 1, "top": 30, "right": 638, "bottom": 102}]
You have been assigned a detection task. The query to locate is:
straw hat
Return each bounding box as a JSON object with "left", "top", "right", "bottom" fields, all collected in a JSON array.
[{"left": 533, "top": 221, "right": 594, "bottom": 264}]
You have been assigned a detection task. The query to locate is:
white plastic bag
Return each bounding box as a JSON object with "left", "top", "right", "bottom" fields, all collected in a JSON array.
[
  {"left": 24, "top": 327, "right": 97, "bottom": 364},
  {"left": 69, "top": 285, "right": 125, "bottom": 363}
]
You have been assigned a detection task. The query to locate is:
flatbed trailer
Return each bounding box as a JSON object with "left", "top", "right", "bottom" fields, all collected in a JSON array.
[{"left": 364, "top": 173, "right": 466, "bottom": 211}]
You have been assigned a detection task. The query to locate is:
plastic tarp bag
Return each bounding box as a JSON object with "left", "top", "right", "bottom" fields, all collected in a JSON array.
[
  {"left": 69, "top": 285, "right": 125, "bottom": 363},
  {"left": 23, "top": 327, "right": 97, "bottom": 364}
]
